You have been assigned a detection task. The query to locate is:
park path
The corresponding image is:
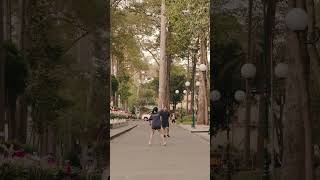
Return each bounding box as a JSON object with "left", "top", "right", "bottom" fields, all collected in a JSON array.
[{"left": 110, "top": 121, "right": 210, "bottom": 180}]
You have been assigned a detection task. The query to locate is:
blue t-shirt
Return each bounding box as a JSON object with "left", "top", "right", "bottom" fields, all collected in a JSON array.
[
  {"left": 160, "top": 110, "right": 170, "bottom": 123},
  {"left": 150, "top": 113, "right": 161, "bottom": 129}
]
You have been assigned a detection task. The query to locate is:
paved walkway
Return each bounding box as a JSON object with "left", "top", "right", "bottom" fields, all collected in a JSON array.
[{"left": 110, "top": 121, "right": 210, "bottom": 180}]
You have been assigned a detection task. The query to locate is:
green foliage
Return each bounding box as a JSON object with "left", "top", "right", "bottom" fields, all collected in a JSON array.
[
  {"left": 111, "top": 113, "right": 134, "bottom": 119},
  {"left": 137, "top": 88, "right": 156, "bottom": 106},
  {"left": 169, "top": 65, "right": 187, "bottom": 104},
  {"left": 0, "top": 140, "right": 35, "bottom": 154},
  {"left": 112, "top": 75, "right": 119, "bottom": 95},
  {"left": 167, "top": 0, "right": 210, "bottom": 56},
  {"left": 0, "top": 164, "right": 57, "bottom": 180},
  {"left": 147, "top": 77, "right": 159, "bottom": 93},
  {"left": 0, "top": 163, "right": 102, "bottom": 180},
  {"left": 213, "top": 39, "right": 244, "bottom": 93},
  {"left": 64, "top": 151, "right": 81, "bottom": 167}
]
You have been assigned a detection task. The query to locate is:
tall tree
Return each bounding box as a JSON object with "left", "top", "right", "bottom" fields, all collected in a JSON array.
[
  {"left": 282, "top": 0, "right": 313, "bottom": 179},
  {"left": 0, "top": 0, "right": 5, "bottom": 141},
  {"left": 158, "top": 0, "right": 168, "bottom": 109}
]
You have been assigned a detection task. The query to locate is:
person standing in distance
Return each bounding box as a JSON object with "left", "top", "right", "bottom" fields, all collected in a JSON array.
[{"left": 160, "top": 106, "right": 170, "bottom": 137}]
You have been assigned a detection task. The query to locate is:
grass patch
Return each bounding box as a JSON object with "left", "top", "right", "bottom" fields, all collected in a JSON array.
[{"left": 178, "top": 115, "right": 195, "bottom": 125}]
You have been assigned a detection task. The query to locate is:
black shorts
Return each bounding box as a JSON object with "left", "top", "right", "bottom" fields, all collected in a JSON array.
[{"left": 162, "top": 121, "right": 169, "bottom": 128}]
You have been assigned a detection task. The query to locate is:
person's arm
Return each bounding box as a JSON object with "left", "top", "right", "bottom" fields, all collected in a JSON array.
[
  {"left": 148, "top": 115, "right": 152, "bottom": 125},
  {"left": 159, "top": 113, "right": 163, "bottom": 124}
]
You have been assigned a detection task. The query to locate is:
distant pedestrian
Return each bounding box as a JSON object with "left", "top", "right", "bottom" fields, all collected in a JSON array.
[
  {"left": 171, "top": 113, "right": 176, "bottom": 125},
  {"left": 160, "top": 106, "right": 170, "bottom": 137},
  {"left": 148, "top": 107, "right": 166, "bottom": 146}
]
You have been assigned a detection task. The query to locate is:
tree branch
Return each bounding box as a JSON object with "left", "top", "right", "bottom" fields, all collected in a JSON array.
[
  {"left": 61, "top": 32, "right": 90, "bottom": 56},
  {"left": 136, "top": 38, "right": 160, "bottom": 66}
]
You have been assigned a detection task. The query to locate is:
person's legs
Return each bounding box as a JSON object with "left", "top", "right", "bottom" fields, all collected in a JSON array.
[
  {"left": 149, "top": 129, "right": 155, "bottom": 145},
  {"left": 167, "top": 127, "right": 170, "bottom": 137},
  {"left": 162, "top": 126, "right": 167, "bottom": 137},
  {"left": 160, "top": 129, "right": 166, "bottom": 145}
]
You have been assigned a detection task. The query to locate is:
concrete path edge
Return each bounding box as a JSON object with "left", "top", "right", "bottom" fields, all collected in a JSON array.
[
  {"left": 178, "top": 124, "right": 210, "bottom": 142},
  {"left": 110, "top": 125, "right": 138, "bottom": 140}
]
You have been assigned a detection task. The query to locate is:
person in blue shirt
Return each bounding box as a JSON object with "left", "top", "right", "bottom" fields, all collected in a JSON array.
[{"left": 159, "top": 106, "right": 170, "bottom": 137}]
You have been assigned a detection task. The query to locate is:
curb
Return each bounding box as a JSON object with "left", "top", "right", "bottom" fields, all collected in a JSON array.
[
  {"left": 178, "top": 125, "right": 210, "bottom": 142},
  {"left": 110, "top": 125, "right": 138, "bottom": 140},
  {"left": 191, "top": 130, "right": 209, "bottom": 133}
]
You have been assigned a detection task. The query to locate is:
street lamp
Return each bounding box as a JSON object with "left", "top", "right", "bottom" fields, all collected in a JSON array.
[
  {"left": 285, "top": 8, "right": 308, "bottom": 31},
  {"left": 212, "top": 89, "right": 245, "bottom": 180},
  {"left": 241, "top": 63, "right": 256, "bottom": 79},
  {"left": 240, "top": 63, "right": 256, "bottom": 168},
  {"left": 195, "top": 81, "right": 200, "bottom": 114},
  {"left": 185, "top": 81, "right": 191, "bottom": 114},
  {"left": 175, "top": 90, "right": 180, "bottom": 113},
  {"left": 199, "top": 64, "right": 207, "bottom": 72},
  {"left": 234, "top": 90, "right": 246, "bottom": 102},
  {"left": 199, "top": 64, "right": 209, "bottom": 126},
  {"left": 190, "top": 46, "right": 198, "bottom": 128},
  {"left": 274, "top": 63, "right": 288, "bottom": 79},
  {"left": 285, "top": 8, "right": 320, "bottom": 44},
  {"left": 211, "top": 90, "right": 221, "bottom": 102},
  {"left": 183, "top": 90, "right": 187, "bottom": 94}
]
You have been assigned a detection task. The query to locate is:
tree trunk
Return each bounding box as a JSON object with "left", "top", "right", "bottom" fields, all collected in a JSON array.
[
  {"left": 306, "top": 0, "right": 317, "bottom": 178},
  {"left": 244, "top": 79, "right": 252, "bottom": 167},
  {"left": 243, "top": 0, "right": 253, "bottom": 167},
  {"left": 166, "top": 53, "right": 171, "bottom": 110},
  {"left": 197, "top": 34, "right": 209, "bottom": 125},
  {"left": 256, "top": 94, "right": 265, "bottom": 168},
  {"left": 0, "top": 0, "right": 5, "bottom": 140},
  {"left": 158, "top": 0, "right": 167, "bottom": 109},
  {"left": 282, "top": 1, "right": 309, "bottom": 180},
  {"left": 98, "top": 2, "right": 110, "bottom": 177}
]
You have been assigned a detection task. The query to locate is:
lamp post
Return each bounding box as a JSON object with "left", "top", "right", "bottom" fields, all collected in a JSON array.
[
  {"left": 190, "top": 47, "right": 198, "bottom": 128},
  {"left": 195, "top": 81, "right": 200, "bottom": 115},
  {"left": 242, "top": 61, "right": 287, "bottom": 179},
  {"left": 174, "top": 90, "right": 179, "bottom": 112},
  {"left": 199, "top": 64, "right": 209, "bottom": 125},
  {"left": 183, "top": 89, "right": 187, "bottom": 120},
  {"left": 284, "top": 7, "right": 318, "bottom": 180},
  {"left": 212, "top": 89, "right": 245, "bottom": 180},
  {"left": 240, "top": 63, "right": 256, "bottom": 167},
  {"left": 185, "top": 81, "right": 191, "bottom": 114},
  {"left": 175, "top": 90, "right": 181, "bottom": 120}
]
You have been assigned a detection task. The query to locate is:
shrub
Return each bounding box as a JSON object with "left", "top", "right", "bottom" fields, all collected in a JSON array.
[{"left": 0, "top": 141, "right": 35, "bottom": 154}]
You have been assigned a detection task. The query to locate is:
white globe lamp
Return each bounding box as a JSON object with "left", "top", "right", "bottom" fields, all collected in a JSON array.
[
  {"left": 285, "top": 8, "right": 308, "bottom": 31},
  {"left": 199, "top": 64, "right": 207, "bottom": 72},
  {"left": 183, "top": 90, "right": 187, "bottom": 94},
  {"left": 241, "top": 63, "right": 256, "bottom": 79},
  {"left": 185, "top": 81, "right": 191, "bottom": 87},
  {"left": 211, "top": 90, "right": 221, "bottom": 102},
  {"left": 275, "top": 63, "right": 289, "bottom": 79},
  {"left": 175, "top": 90, "right": 179, "bottom": 94},
  {"left": 234, "top": 90, "right": 246, "bottom": 102},
  {"left": 196, "top": 81, "right": 201, "bottom": 86}
]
